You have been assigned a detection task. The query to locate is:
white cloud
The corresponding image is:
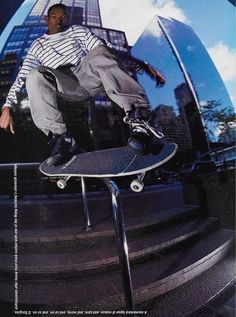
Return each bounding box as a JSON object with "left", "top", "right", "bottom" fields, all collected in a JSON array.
[
  {"left": 207, "top": 41, "right": 236, "bottom": 82},
  {"left": 186, "top": 45, "right": 195, "bottom": 52},
  {"left": 99, "top": 0, "right": 188, "bottom": 45}
]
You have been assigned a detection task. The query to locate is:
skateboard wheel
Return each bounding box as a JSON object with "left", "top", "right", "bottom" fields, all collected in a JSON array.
[
  {"left": 130, "top": 179, "right": 144, "bottom": 192},
  {"left": 57, "top": 179, "right": 67, "bottom": 189}
]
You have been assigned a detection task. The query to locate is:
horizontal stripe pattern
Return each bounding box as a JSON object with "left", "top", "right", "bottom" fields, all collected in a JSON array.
[{"left": 6, "top": 25, "right": 104, "bottom": 107}]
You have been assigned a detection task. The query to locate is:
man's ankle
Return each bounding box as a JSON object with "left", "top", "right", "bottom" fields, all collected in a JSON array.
[{"left": 125, "top": 106, "right": 151, "bottom": 122}]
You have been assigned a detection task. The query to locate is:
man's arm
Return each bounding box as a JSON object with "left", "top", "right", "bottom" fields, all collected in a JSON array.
[
  {"left": 132, "top": 58, "right": 166, "bottom": 86},
  {"left": 115, "top": 51, "right": 166, "bottom": 87},
  {"left": 0, "top": 41, "right": 41, "bottom": 133},
  {"left": 5, "top": 51, "right": 41, "bottom": 109}
]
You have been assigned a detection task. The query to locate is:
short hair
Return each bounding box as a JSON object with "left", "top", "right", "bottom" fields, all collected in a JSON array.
[{"left": 47, "top": 4, "right": 67, "bottom": 16}]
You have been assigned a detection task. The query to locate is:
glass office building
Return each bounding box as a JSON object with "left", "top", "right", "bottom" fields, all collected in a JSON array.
[
  {"left": 24, "top": 0, "right": 102, "bottom": 26},
  {"left": 132, "top": 16, "right": 235, "bottom": 164},
  {"left": 0, "top": 0, "right": 24, "bottom": 34}
]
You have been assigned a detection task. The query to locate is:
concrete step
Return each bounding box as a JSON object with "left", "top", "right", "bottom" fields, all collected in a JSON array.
[
  {"left": 138, "top": 250, "right": 235, "bottom": 317},
  {"left": 0, "top": 183, "right": 184, "bottom": 230},
  {"left": 0, "top": 205, "right": 200, "bottom": 253},
  {"left": 0, "top": 217, "right": 218, "bottom": 278},
  {"left": 0, "top": 229, "right": 234, "bottom": 310}
]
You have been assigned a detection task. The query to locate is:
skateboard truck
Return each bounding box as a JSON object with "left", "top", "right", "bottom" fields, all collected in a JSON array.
[
  {"left": 57, "top": 176, "right": 71, "bottom": 189},
  {"left": 57, "top": 173, "right": 145, "bottom": 193},
  {"left": 131, "top": 172, "right": 145, "bottom": 192}
]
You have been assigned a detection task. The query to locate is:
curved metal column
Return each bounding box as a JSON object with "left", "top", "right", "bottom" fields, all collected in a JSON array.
[
  {"left": 103, "top": 178, "right": 135, "bottom": 311},
  {"left": 81, "top": 177, "right": 93, "bottom": 231}
]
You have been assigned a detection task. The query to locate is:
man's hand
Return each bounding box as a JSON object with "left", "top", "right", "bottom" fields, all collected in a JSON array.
[
  {"left": 145, "top": 64, "right": 165, "bottom": 86},
  {"left": 113, "top": 49, "right": 166, "bottom": 87},
  {"left": 120, "top": 53, "right": 166, "bottom": 87},
  {"left": 132, "top": 61, "right": 166, "bottom": 87},
  {"left": 0, "top": 107, "right": 15, "bottom": 134}
]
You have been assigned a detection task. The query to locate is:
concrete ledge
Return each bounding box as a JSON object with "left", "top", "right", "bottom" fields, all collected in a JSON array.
[{"left": 183, "top": 169, "right": 235, "bottom": 229}]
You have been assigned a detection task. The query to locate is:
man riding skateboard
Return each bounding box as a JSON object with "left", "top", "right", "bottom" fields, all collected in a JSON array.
[{"left": 0, "top": 3, "right": 165, "bottom": 166}]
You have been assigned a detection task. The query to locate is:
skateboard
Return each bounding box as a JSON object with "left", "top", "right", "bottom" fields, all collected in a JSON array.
[{"left": 40, "top": 142, "right": 177, "bottom": 192}]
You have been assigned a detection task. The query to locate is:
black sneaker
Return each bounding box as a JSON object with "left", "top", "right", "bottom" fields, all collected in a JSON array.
[
  {"left": 128, "top": 121, "right": 151, "bottom": 153},
  {"left": 125, "top": 107, "right": 164, "bottom": 154},
  {"left": 47, "top": 132, "right": 78, "bottom": 166}
]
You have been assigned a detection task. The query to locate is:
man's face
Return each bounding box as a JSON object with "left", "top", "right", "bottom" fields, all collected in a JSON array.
[{"left": 45, "top": 7, "right": 68, "bottom": 35}]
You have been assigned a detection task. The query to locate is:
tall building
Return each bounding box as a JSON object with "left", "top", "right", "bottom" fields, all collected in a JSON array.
[
  {"left": 0, "top": 0, "right": 24, "bottom": 34},
  {"left": 228, "top": 0, "right": 235, "bottom": 6},
  {"left": 132, "top": 15, "right": 235, "bottom": 158},
  {"left": 174, "top": 83, "right": 207, "bottom": 153},
  {"left": 153, "top": 104, "right": 192, "bottom": 152},
  {"left": 0, "top": 0, "right": 129, "bottom": 162},
  {"left": 24, "top": 0, "right": 102, "bottom": 27}
]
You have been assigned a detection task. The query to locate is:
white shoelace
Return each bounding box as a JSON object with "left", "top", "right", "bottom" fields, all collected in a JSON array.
[
  {"left": 65, "top": 137, "right": 77, "bottom": 148},
  {"left": 132, "top": 123, "right": 149, "bottom": 136}
]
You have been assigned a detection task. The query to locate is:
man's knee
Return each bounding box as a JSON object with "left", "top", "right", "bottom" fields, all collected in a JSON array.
[
  {"left": 87, "top": 44, "right": 115, "bottom": 61},
  {"left": 92, "top": 44, "right": 108, "bottom": 54},
  {"left": 26, "top": 67, "right": 43, "bottom": 88},
  {"left": 26, "top": 66, "right": 53, "bottom": 88}
]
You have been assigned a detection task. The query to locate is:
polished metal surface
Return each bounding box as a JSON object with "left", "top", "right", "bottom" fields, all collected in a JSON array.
[
  {"left": 103, "top": 178, "right": 135, "bottom": 310},
  {"left": 81, "top": 177, "right": 92, "bottom": 231}
]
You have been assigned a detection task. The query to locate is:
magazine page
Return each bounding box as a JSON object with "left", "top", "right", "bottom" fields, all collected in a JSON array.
[{"left": 0, "top": 0, "right": 235, "bottom": 316}]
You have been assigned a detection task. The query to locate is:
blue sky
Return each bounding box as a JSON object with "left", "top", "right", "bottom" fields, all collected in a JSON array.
[
  {"left": 0, "top": 0, "right": 235, "bottom": 104},
  {"left": 99, "top": 0, "right": 235, "bottom": 105}
]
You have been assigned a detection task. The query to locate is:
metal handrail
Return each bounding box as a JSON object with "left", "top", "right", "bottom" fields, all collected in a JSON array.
[
  {"left": 199, "top": 147, "right": 224, "bottom": 160},
  {"left": 75, "top": 176, "right": 135, "bottom": 310},
  {"left": 0, "top": 162, "right": 40, "bottom": 170},
  {"left": 103, "top": 178, "right": 135, "bottom": 310}
]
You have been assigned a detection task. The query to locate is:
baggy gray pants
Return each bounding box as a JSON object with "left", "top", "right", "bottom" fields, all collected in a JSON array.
[{"left": 26, "top": 44, "right": 150, "bottom": 135}]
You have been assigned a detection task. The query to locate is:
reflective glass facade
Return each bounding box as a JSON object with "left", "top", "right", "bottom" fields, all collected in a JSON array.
[
  {"left": 1, "top": 25, "right": 48, "bottom": 60},
  {"left": 0, "top": 0, "right": 24, "bottom": 34},
  {"left": 132, "top": 16, "right": 235, "bottom": 160},
  {"left": 23, "top": 0, "right": 102, "bottom": 27}
]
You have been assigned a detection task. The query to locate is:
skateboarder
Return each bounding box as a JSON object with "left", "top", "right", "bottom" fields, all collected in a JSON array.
[{"left": 0, "top": 3, "right": 165, "bottom": 166}]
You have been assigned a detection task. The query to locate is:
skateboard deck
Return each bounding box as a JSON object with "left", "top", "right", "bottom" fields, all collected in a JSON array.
[{"left": 39, "top": 143, "right": 177, "bottom": 178}]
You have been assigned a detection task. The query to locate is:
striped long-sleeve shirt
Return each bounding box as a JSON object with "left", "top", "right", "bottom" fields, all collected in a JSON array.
[{"left": 5, "top": 25, "right": 105, "bottom": 108}]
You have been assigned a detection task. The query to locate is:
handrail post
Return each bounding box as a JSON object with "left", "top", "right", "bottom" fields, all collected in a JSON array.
[
  {"left": 81, "top": 177, "right": 93, "bottom": 231},
  {"left": 103, "top": 178, "right": 135, "bottom": 311}
]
